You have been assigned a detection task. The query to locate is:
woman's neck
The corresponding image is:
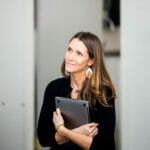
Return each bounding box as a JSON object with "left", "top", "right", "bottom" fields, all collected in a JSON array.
[{"left": 70, "top": 73, "right": 86, "bottom": 91}]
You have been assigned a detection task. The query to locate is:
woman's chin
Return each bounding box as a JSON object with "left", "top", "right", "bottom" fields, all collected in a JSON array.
[
  {"left": 65, "top": 69, "right": 73, "bottom": 73},
  {"left": 65, "top": 67, "right": 75, "bottom": 73}
]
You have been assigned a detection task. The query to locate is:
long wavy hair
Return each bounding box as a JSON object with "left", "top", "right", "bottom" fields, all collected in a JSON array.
[{"left": 61, "top": 32, "right": 116, "bottom": 108}]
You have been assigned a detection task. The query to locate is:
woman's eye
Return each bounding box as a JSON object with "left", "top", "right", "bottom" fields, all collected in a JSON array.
[
  {"left": 77, "top": 52, "right": 82, "bottom": 56},
  {"left": 67, "top": 48, "right": 72, "bottom": 52}
]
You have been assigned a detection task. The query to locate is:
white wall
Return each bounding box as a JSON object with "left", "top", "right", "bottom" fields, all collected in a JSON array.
[
  {"left": 121, "top": 0, "right": 150, "bottom": 149},
  {"left": 36, "top": 0, "right": 103, "bottom": 119},
  {"left": 0, "top": 0, "right": 34, "bottom": 150}
]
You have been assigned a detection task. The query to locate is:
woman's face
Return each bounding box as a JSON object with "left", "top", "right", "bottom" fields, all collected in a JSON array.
[{"left": 65, "top": 38, "right": 93, "bottom": 74}]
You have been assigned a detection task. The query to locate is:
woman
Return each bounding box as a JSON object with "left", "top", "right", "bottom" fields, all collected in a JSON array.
[{"left": 37, "top": 32, "right": 116, "bottom": 150}]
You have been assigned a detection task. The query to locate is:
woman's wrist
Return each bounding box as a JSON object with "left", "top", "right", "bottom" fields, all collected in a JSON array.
[
  {"left": 55, "top": 131, "right": 69, "bottom": 145},
  {"left": 55, "top": 123, "right": 64, "bottom": 132},
  {"left": 57, "top": 125, "right": 70, "bottom": 137}
]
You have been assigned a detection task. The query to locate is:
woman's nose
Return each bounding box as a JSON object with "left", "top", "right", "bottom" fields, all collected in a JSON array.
[{"left": 68, "top": 53, "right": 75, "bottom": 60}]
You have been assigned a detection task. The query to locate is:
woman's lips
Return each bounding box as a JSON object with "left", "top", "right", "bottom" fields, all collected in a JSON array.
[{"left": 66, "top": 62, "right": 75, "bottom": 66}]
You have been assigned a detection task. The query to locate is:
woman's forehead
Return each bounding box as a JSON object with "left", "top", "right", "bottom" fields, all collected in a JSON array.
[{"left": 69, "top": 38, "right": 88, "bottom": 53}]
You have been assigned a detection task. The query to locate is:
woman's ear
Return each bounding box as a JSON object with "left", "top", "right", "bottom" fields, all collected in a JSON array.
[{"left": 88, "top": 58, "right": 94, "bottom": 66}]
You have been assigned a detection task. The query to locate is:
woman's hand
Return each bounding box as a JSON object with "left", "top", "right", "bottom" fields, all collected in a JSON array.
[
  {"left": 53, "top": 108, "right": 64, "bottom": 131},
  {"left": 73, "top": 123, "right": 99, "bottom": 137},
  {"left": 53, "top": 108, "right": 70, "bottom": 144}
]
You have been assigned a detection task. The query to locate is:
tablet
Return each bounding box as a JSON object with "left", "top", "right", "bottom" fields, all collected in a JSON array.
[{"left": 55, "top": 96, "right": 90, "bottom": 129}]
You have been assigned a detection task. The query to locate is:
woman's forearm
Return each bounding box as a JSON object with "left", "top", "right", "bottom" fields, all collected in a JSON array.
[
  {"left": 55, "top": 127, "right": 93, "bottom": 145},
  {"left": 55, "top": 128, "right": 89, "bottom": 145},
  {"left": 58, "top": 126, "right": 93, "bottom": 150}
]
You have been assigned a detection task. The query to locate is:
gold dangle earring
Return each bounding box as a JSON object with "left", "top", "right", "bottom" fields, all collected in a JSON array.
[{"left": 86, "top": 67, "right": 93, "bottom": 79}]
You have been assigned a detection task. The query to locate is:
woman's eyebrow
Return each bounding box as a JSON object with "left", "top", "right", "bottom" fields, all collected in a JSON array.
[
  {"left": 68, "top": 46, "right": 83, "bottom": 54},
  {"left": 68, "top": 46, "right": 73, "bottom": 50}
]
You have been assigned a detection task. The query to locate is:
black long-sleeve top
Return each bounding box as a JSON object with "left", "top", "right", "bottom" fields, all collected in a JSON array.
[{"left": 37, "top": 77, "right": 116, "bottom": 150}]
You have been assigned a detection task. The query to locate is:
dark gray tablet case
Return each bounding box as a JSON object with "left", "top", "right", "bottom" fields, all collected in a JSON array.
[{"left": 55, "top": 96, "right": 90, "bottom": 129}]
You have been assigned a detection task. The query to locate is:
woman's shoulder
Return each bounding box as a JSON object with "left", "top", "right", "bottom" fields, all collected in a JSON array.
[
  {"left": 45, "top": 77, "right": 71, "bottom": 94},
  {"left": 46, "top": 77, "right": 69, "bottom": 89},
  {"left": 44, "top": 77, "right": 71, "bottom": 97}
]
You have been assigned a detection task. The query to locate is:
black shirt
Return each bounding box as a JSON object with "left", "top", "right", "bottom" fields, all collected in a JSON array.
[{"left": 37, "top": 77, "right": 116, "bottom": 150}]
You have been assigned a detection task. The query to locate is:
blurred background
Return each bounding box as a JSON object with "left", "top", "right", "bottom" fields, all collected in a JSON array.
[{"left": 0, "top": 0, "right": 150, "bottom": 150}]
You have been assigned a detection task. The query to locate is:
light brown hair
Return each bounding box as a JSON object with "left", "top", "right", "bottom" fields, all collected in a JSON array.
[{"left": 61, "top": 32, "right": 116, "bottom": 108}]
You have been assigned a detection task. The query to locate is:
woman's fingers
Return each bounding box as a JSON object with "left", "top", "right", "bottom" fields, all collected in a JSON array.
[
  {"left": 90, "top": 128, "right": 98, "bottom": 137},
  {"left": 87, "top": 124, "right": 99, "bottom": 137},
  {"left": 88, "top": 122, "right": 99, "bottom": 127},
  {"left": 53, "top": 109, "right": 64, "bottom": 128},
  {"left": 89, "top": 126, "right": 97, "bottom": 133},
  {"left": 53, "top": 112, "right": 56, "bottom": 120},
  {"left": 79, "top": 123, "right": 98, "bottom": 135},
  {"left": 72, "top": 123, "right": 99, "bottom": 137},
  {"left": 53, "top": 108, "right": 62, "bottom": 118},
  {"left": 56, "top": 108, "right": 61, "bottom": 115}
]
